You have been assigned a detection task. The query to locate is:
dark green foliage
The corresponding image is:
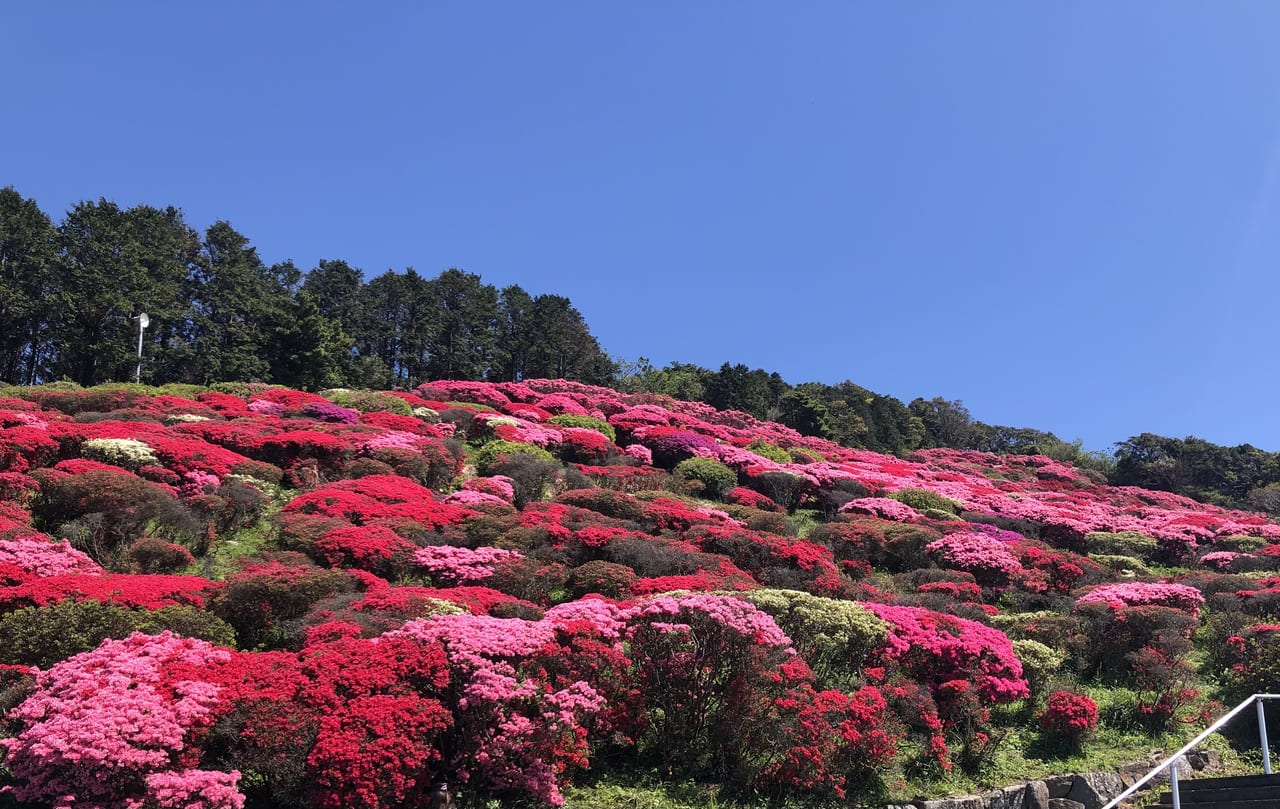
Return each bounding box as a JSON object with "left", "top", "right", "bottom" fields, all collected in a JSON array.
[
  {"left": 54, "top": 199, "right": 202, "bottom": 386},
  {"left": 491, "top": 287, "right": 616, "bottom": 384},
  {"left": 673, "top": 457, "right": 738, "bottom": 500},
  {"left": 0, "top": 600, "right": 236, "bottom": 668},
  {"left": 703, "top": 363, "right": 789, "bottom": 420},
  {"left": 177, "top": 221, "right": 293, "bottom": 385},
  {"left": 1112, "top": 432, "right": 1280, "bottom": 508},
  {"left": 477, "top": 448, "right": 562, "bottom": 507},
  {"left": 31, "top": 468, "right": 202, "bottom": 568},
  {"left": 0, "top": 187, "right": 59, "bottom": 385}
]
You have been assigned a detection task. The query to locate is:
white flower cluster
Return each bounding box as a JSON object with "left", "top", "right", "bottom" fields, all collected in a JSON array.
[{"left": 81, "top": 437, "right": 159, "bottom": 468}]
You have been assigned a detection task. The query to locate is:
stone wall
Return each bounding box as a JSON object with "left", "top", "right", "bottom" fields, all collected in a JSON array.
[{"left": 885, "top": 750, "right": 1220, "bottom": 809}]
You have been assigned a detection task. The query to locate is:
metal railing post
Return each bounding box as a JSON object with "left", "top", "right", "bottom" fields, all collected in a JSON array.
[
  {"left": 1260, "top": 698, "right": 1273, "bottom": 775},
  {"left": 1099, "top": 695, "right": 1280, "bottom": 809}
]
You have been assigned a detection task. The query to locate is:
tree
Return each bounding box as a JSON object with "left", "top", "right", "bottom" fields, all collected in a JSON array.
[
  {"left": 909, "top": 397, "right": 976, "bottom": 449},
  {"left": 354, "top": 268, "right": 435, "bottom": 386},
  {"left": 301, "top": 259, "right": 364, "bottom": 333},
  {"left": 53, "top": 200, "right": 199, "bottom": 386},
  {"left": 424, "top": 268, "right": 499, "bottom": 380},
  {"left": 265, "top": 288, "right": 352, "bottom": 391},
  {"left": 179, "top": 221, "right": 292, "bottom": 384},
  {"left": 522, "top": 294, "right": 614, "bottom": 383},
  {"left": 616, "top": 360, "right": 711, "bottom": 401},
  {"left": 0, "top": 188, "right": 58, "bottom": 384},
  {"left": 704, "top": 363, "right": 788, "bottom": 420},
  {"left": 490, "top": 285, "right": 536, "bottom": 382},
  {"left": 778, "top": 388, "right": 833, "bottom": 439}
]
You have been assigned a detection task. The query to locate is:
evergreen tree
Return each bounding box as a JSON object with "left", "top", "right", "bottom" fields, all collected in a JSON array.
[
  {"left": 178, "top": 221, "right": 291, "bottom": 384},
  {"left": 53, "top": 200, "right": 198, "bottom": 386},
  {"left": 0, "top": 188, "right": 58, "bottom": 384},
  {"left": 424, "top": 268, "right": 499, "bottom": 380}
]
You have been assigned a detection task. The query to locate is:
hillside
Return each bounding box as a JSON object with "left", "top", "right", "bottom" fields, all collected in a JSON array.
[{"left": 1, "top": 379, "right": 1278, "bottom": 809}]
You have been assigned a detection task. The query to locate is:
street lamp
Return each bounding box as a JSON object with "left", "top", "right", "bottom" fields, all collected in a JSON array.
[{"left": 132, "top": 313, "right": 149, "bottom": 384}]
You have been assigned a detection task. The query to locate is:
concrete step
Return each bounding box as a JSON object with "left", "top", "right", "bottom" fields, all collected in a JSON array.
[
  {"left": 1146, "top": 773, "right": 1280, "bottom": 808},
  {"left": 1175, "top": 773, "right": 1280, "bottom": 792}
]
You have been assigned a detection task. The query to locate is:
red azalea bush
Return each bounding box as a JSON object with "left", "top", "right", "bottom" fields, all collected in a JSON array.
[
  {"left": 314, "top": 525, "right": 415, "bottom": 577},
  {"left": 1039, "top": 690, "right": 1098, "bottom": 744},
  {"left": 283, "top": 475, "right": 476, "bottom": 533},
  {"left": 0, "top": 573, "right": 219, "bottom": 611}
]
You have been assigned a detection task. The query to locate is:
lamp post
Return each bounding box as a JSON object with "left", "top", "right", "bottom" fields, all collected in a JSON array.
[{"left": 132, "top": 313, "right": 149, "bottom": 384}]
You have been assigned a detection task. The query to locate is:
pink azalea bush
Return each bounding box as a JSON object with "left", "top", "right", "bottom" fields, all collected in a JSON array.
[
  {"left": 926, "top": 531, "right": 1023, "bottom": 586},
  {"left": 1077, "top": 581, "right": 1205, "bottom": 617},
  {"left": 414, "top": 545, "right": 525, "bottom": 583},
  {"left": 1, "top": 632, "right": 241, "bottom": 809}
]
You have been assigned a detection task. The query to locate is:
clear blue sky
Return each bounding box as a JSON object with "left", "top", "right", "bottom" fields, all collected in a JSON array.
[{"left": 4, "top": 3, "right": 1280, "bottom": 452}]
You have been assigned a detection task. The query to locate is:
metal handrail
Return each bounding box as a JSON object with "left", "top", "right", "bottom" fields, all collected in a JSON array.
[{"left": 1099, "top": 693, "right": 1280, "bottom": 809}]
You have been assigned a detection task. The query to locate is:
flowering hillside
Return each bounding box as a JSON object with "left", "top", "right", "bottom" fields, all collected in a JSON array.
[{"left": 0, "top": 379, "right": 1277, "bottom": 808}]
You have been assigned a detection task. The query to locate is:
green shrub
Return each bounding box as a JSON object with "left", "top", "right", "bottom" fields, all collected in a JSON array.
[
  {"left": 548, "top": 414, "right": 616, "bottom": 442},
  {"left": 1085, "top": 531, "right": 1158, "bottom": 560},
  {"left": 555, "top": 488, "right": 647, "bottom": 522},
  {"left": 746, "top": 440, "right": 792, "bottom": 464},
  {"left": 133, "top": 605, "right": 238, "bottom": 648},
  {"left": 0, "top": 600, "right": 238, "bottom": 668},
  {"left": 472, "top": 439, "right": 557, "bottom": 475},
  {"left": 720, "top": 504, "right": 797, "bottom": 536},
  {"left": 211, "top": 559, "right": 353, "bottom": 649},
  {"left": 673, "top": 457, "right": 738, "bottom": 500},
  {"left": 1013, "top": 638, "right": 1066, "bottom": 707},
  {"left": 128, "top": 536, "right": 195, "bottom": 574},
  {"left": 788, "top": 447, "right": 822, "bottom": 464},
  {"left": 569, "top": 561, "right": 638, "bottom": 599},
  {"left": 154, "top": 383, "right": 210, "bottom": 398},
  {"left": 1216, "top": 535, "right": 1269, "bottom": 553},
  {"left": 737, "top": 588, "right": 888, "bottom": 689},
  {"left": 888, "top": 488, "right": 961, "bottom": 515},
  {"left": 482, "top": 453, "right": 563, "bottom": 508},
  {"left": 1090, "top": 554, "right": 1152, "bottom": 576},
  {"left": 745, "top": 471, "right": 813, "bottom": 511},
  {"left": 320, "top": 388, "right": 413, "bottom": 415}
]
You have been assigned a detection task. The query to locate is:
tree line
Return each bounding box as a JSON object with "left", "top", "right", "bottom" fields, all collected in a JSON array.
[
  {"left": 0, "top": 187, "right": 614, "bottom": 391},
  {"left": 6, "top": 186, "right": 1277, "bottom": 511}
]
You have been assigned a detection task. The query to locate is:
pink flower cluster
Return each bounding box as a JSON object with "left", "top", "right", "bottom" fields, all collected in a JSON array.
[
  {"left": 1, "top": 632, "right": 239, "bottom": 809},
  {"left": 624, "top": 593, "right": 794, "bottom": 650},
  {"left": 0, "top": 534, "right": 104, "bottom": 579},
  {"left": 1076, "top": 581, "right": 1205, "bottom": 616},
  {"left": 926, "top": 531, "right": 1023, "bottom": 584},
  {"left": 863, "top": 602, "right": 1029, "bottom": 703},
  {"left": 414, "top": 545, "right": 524, "bottom": 583},
  {"left": 840, "top": 497, "right": 922, "bottom": 522}
]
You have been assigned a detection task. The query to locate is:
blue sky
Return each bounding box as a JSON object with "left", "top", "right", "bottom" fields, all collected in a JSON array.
[{"left": 5, "top": 3, "right": 1280, "bottom": 452}]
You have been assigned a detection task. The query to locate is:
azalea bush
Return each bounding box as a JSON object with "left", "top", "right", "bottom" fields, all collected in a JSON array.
[{"left": 1039, "top": 690, "right": 1098, "bottom": 746}]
